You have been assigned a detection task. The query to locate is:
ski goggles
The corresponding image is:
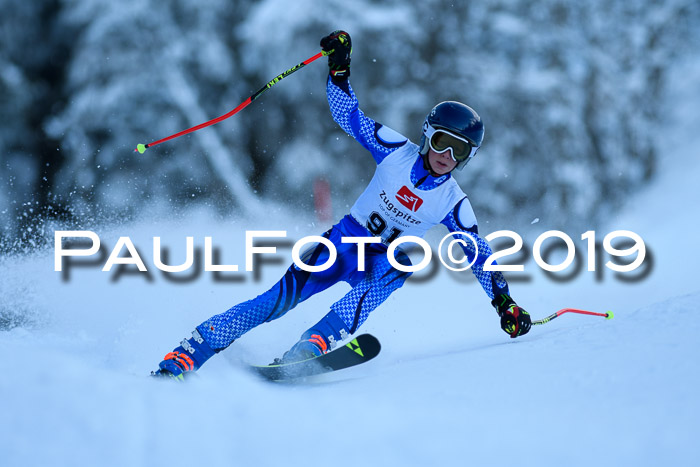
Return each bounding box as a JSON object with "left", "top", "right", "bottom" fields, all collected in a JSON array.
[{"left": 428, "top": 129, "right": 479, "bottom": 162}]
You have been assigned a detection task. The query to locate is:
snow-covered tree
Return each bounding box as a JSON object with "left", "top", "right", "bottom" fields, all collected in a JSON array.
[{"left": 2, "top": 0, "right": 699, "bottom": 252}]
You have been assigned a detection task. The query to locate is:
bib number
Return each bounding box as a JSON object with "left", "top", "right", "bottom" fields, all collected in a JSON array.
[{"left": 367, "top": 212, "right": 403, "bottom": 243}]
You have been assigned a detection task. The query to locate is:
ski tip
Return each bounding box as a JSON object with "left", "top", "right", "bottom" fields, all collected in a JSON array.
[
  {"left": 136, "top": 143, "right": 147, "bottom": 154},
  {"left": 605, "top": 311, "right": 614, "bottom": 320}
]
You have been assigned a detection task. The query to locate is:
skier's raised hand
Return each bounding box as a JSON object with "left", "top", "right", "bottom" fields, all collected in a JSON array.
[
  {"left": 492, "top": 294, "right": 532, "bottom": 338},
  {"left": 320, "top": 30, "right": 352, "bottom": 80}
]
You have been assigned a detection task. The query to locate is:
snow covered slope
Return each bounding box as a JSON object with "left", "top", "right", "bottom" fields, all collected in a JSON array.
[
  {"left": 2, "top": 63, "right": 699, "bottom": 467},
  {"left": 1, "top": 243, "right": 698, "bottom": 467}
]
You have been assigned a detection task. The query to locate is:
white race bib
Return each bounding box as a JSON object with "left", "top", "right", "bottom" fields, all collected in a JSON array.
[{"left": 350, "top": 143, "right": 466, "bottom": 243}]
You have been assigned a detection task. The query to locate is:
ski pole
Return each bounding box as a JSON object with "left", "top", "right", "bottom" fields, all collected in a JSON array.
[
  {"left": 135, "top": 50, "right": 330, "bottom": 154},
  {"left": 532, "top": 308, "right": 614, "bottom": 326}
]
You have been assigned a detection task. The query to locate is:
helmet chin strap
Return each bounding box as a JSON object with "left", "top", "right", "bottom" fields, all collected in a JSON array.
[{"left": 422, "top": 153, "right": 439, "bottom": 176}]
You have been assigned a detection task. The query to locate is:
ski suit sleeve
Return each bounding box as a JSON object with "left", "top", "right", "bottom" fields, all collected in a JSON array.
[
  {"left": 440, "top": 196, "right": 510, "bottom": 300},
  {"left": 326, "top": 75, "right": 408, "bottom": 164}
]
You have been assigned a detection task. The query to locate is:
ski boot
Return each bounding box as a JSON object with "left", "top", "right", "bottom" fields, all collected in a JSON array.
[
  {"left": 151, "top": 329, "right": 216, "bottom": 381},
  {"left": 275, "top": 310, "right": 351, "bottom": 364},
  {"left": 277, "top": 331, "right": 329, "bottom": 364}
]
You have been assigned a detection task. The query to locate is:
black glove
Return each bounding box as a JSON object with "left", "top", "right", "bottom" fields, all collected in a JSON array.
[
  {"left": 492, "top": 294, "right": 531, "bottom": 339},
  {"left": 320, "top": 30, "right": 352, "bottom": 81}
]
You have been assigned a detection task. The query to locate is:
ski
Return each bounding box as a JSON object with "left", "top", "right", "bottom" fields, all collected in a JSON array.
[{"left": 250, "top": 334, "right": 381, "bottom": 381}]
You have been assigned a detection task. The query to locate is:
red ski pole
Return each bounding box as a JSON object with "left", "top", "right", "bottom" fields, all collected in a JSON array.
[
  {"left": 135, "top": 50, "right": 328, "bottom": 154},
  {"left": 532, "top": 308, "right": 614, "bottom": 326}
]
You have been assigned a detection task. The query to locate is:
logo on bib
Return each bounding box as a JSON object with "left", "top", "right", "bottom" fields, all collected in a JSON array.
[{"left": 395, "top": 186, "right": 424, "bottom": 212}]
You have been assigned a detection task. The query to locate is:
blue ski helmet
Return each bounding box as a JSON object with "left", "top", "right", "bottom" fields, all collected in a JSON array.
[{"left": 419, "top": 101, "right": 485, "bottom": 170}]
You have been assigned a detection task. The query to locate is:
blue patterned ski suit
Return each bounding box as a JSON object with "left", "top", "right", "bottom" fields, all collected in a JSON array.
[{"left": 195, "top": 76, "right": 510, "bottom": 355}]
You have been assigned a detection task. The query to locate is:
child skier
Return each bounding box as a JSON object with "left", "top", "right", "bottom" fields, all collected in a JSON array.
[{"left": 153, "top": 31, "right": 531, "bottom": 379}]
